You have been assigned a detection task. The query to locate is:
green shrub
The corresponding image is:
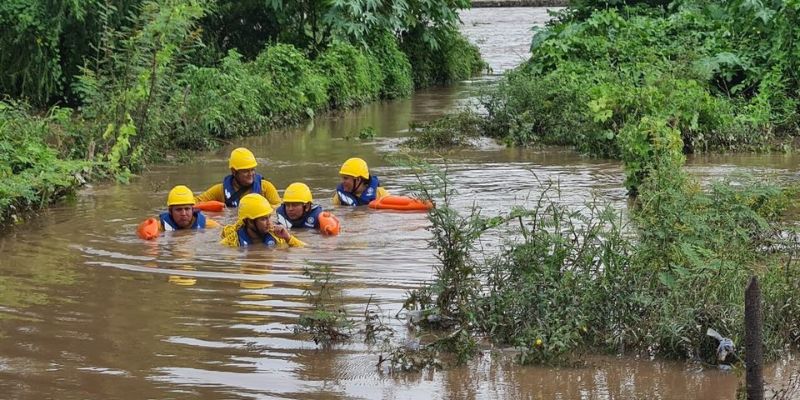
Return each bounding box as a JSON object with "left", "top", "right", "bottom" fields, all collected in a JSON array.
[
  {"left": 404, "top": 112, "right": 483, "bottom": 149},
  {"left": 176, "top": 50, "right": 271, "bottom": 147},
  {"left": 251, "top": 43, "right": 329, "bottom": 118},
  {"left": 404, "top": 162, "right": 799, "bottom": 365},
  {"left": 401, "top": 27, "right": 486, "bottom": 88},
  {"left": 0, "top": 101, "right": 89, "bottom": 223},
  {"left": 74, "top": 0, "right": 207, "bottom": 173},
  {"left": 316, "top": 42, "right": 383, "bottom": 108},
  {"left": 368, "top": 32, "right": 413, "bottom": 99}
]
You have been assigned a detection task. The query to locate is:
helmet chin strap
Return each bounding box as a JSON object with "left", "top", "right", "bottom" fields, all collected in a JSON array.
[{"left": 353, "top": 177, "right": 365, "bottom": 194}]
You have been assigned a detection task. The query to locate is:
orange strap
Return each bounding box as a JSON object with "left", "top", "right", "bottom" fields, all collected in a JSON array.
[
  {"left": 137, "top": 217, "right": 161, "bottom": 240},
  {"left": 368, "top": 195, "right": 433, "bottom": 211},
  {"left": 194, "top": 200, "right": 225, "bottom": 212},
  {"left": 318, "top": 211, "right": 340, "bottom": 236}
]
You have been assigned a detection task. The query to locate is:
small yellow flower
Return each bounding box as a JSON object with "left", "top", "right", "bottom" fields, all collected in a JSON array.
[{"left": 535, "top": 338, "right": 543, "bottom": 347}]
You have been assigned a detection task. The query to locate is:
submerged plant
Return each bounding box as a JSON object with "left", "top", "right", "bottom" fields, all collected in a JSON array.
[
  {"left": 403, "top": 111, "right": 483, "bottom": 150},
  {"left": 295, "top": 264, "right": 353, "bottom": 345}
]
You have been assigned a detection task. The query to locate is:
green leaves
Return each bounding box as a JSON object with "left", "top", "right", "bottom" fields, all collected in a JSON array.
[{"left": 0, "top": 101, "right": 91, "bottom": 223}]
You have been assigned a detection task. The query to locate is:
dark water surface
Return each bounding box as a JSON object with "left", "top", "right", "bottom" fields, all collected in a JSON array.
[{"left": 1, "top": 7, "right": 799, "bottom": 400}]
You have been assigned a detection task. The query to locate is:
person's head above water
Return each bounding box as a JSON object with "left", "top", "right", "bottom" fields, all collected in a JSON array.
[
  {"left": 332, "top": 157, "right": 389, "bottom": 207},
  {"left": 282, "top": 182, "right": 313, "bottom": 220},
  {"left": 229, "top": 147, "right": 258, "bottom": 188},
  {"left": 338, "top": 157, "right": 370, "bottom": 194},
  {"left": 238, "top": 193, "right": 275, "bottom": 236},
  {"left": 166, "top": 185, "right": 196, "bottom": 229}
]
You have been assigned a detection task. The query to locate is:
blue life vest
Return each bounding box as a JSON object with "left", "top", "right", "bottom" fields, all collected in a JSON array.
[
  {"left": 223, "top": 173, "right": 264, "bottom": 207},
  {"left": 276, "top": 204, "right": 323, "bottom": 229},
  {"left": 236, "top": 226, "right": 278, "bottom": 247},
  {"left": 159, "top": 210, "right": 207, "bottom": 231},
  {"left": 336, "top": 175, "right": 380, "bottom": 206}
]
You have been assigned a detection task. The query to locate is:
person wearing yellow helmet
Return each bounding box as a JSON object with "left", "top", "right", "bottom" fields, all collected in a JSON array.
[
  {"left": 276, "top": 182, "right": 340, "bottom": 235},
  {"left": 332, "top": 157, "right": 389, "bottom": 206},
  {"left": 195, "top": 147, "right": 282, "bottom": 208},
  {"left": 137, "top": 185, "right": 220, "bottom": 240},
  {"left": 220, "top": 193, "right": 305, "bottom": 247}
]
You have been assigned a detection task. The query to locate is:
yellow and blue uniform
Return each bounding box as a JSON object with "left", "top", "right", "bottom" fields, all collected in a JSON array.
[
  {"left": 219, "top": 221, "right": 304, "bottom": 247},
  {"left": 332, "top": 175, "right": 389, "bottom": 206},
  {"left": 195, "top": 176, "right": 281, "bottom": 207},
  {"left": 275, "top": 204, "right": 324, "bottom": 229},
  {"left": 158, "top": 210, "right": 220, "bottom": 231},
  {"left": 196, "top": 147, "right": 281, "bottom": 207},
  {"left": 219, "top": 193, "right": 305, "bottom": 248}
]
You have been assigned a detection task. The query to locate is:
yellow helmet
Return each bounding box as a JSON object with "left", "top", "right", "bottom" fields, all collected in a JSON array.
[
  {"left": 339, "top": 157, "right": 369, "bottom": 179},
  {"left": 283, "top": 182, "right": 313, "bottom": 203},
  {"left": 238, "top": 193, "right": 273, "bottom": 220},
  {"left": 229, "top": 147, "right": 258, "bottom": 170},
  {"left": 167, "top": 185, "right": 196, "bottom": 206}
]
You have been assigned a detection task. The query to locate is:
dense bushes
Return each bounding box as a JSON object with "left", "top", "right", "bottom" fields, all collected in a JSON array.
[
  {"left": 317, "top": 43, "right": 384, "bottom": 109},
  {"left": 368, "top": 33, "right": 413, "bottom": 99},
  {"left": 469, "top": 2, "right": 800, "bottom": 194},
  {"left": 1, "top": 0, "right": 476, "bottom": 106},
  {"left": 0, "top": 102, "right": 89, "bottom": 223},
  {"left": 401, "top": 27, "right": 487, "bottom": 88}
]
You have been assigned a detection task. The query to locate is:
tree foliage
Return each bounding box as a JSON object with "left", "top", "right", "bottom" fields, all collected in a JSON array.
[{"left": 0, "top": 0, "right": 475, "bottom": 105}]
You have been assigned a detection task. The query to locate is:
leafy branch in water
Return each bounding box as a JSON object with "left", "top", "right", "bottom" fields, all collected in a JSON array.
[
  {"left": 403, "top": 111, "right": 484, "bottom": 150},
  {"left": 295, "top": 264, "right": 353, "bottom": 345}
]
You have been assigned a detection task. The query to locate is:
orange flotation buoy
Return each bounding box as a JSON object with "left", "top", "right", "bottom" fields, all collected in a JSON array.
[
  {"left": 368, "top": 195, "right": 433, "bottom": 211},
  {"left": 318, "top": 211, "right": 340, "bottom": 236},
  {"left": 137, "top": 217, "right": 161, "bottom": 240},
  {"left": 194, "top": 200, "right": 225, "bottom": 212}
]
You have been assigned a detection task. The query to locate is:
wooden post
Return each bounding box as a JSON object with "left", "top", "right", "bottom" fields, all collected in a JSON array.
[{"left": 745, "top": 276, "right": 764, "bottom": 400}]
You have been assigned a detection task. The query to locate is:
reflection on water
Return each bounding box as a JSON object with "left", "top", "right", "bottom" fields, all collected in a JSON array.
[{"left": 2, "top": 7, "right": 800, "bottom": 400}]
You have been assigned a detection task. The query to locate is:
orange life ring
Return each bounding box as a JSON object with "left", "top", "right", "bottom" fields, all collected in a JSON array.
[
  {"left": 368, "top": 195, "right": 433, "bottom": 211},
  {"left": 318, "top": 211, "right": 340, "bottom": 236},
  {"left": 194, "top": 200, "right": 225, "bottom": 212},
  {"left": 137, "top": 217, "right": 161, "bottom": 240}
]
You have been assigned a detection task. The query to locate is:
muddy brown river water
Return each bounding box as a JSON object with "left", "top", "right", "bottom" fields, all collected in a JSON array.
[{"left": 1, "top": 7, "right": 799, "bottom": 400}]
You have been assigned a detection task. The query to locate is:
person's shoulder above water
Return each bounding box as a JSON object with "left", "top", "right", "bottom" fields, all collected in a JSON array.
[
  {"left": 332, "top": 157, "right": 389, "bottom": 207},
  {"left": 280, "top": 182, "right": 340, "bottom": 235},
  {"left": 195, "top": 147, "right": 280, "bottom": 207},
  {"left": 220, "top": 193, "right": 305, "bottom": 248},
  {"left": 137, "top": 185, "right": 219, "bottom": 240}
]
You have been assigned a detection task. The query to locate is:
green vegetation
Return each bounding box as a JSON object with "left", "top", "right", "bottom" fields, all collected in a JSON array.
[
  {"left": 394, "top": 0, "right": 800, "bottom": 369},
  {"left": 295, "top": 265, "right": 353, "bottom": 345},
  {"left": 396, "top": 163, "right": 799, "bottom": 367},
  {"left": 402, "top": 27, "right": 487, "bottom": 88},
  {"left": 404, "top": 112, "right": 483, "bottom": 149},
  {"left": 400, "top": 0, "right": 795, "bottom": 193},
  {"left": 0, "top": 0, "right": 485, "bottom": 224},
  {"left": 0, "top": 102, "right": 90, "bottom": 223},
  {"left": 358, "top": 127, "right": 377, "bottom": 140}
]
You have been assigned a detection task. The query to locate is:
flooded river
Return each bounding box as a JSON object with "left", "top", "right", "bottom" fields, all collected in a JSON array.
[{"left": 1, "top": 7, "right": 799, "bottom": 400}]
